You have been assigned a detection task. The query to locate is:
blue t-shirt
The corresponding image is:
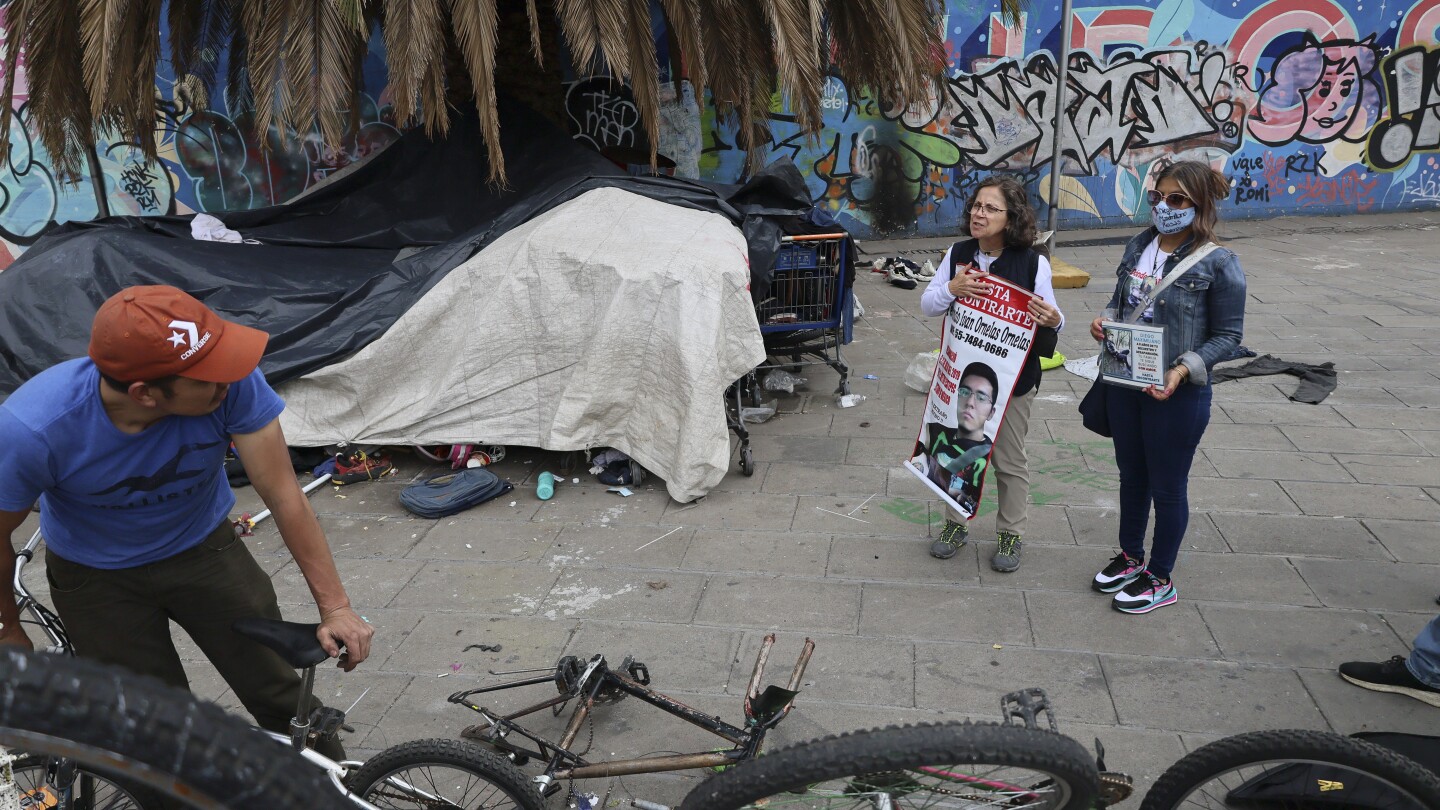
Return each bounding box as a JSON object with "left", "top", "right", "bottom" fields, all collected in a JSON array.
[{"left": 0, "top": 359, "right": 285, "bottom": 568}]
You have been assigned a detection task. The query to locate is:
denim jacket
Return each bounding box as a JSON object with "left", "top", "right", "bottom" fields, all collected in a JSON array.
[{"left": 1102, "top": 229, "right": 1246, "bottom": 386}]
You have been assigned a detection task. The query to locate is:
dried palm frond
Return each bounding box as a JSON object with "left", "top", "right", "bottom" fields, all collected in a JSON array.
[
  {"left": 655, "top": 0, "right": 705, "bottom": 98},
  {"left": 449, "top": 0, "right": 505, "bottom": 185},
  {"left": 12, "top": 0, "right": 93, "bottom": 179},
  {"left": 77, "top": 0, "right": 132, "bottom": 119},
  {"left": 524, "top": 0, "right": 544, "bottom": 64},
  {"left": 283, "top": 0, "right": 363, "bottom": 148},
  {"left": 622, "top": 0, "right": 659, "bottom": 166},
  {"left": 385, "top": 0, "right": 449, "bottom": 133},
  {"left": 762, "top": 0, "right": 821, "bottom": 132},
  {"left": 239, "top": 0, "right": 289, "bottom": 144},
  {"left": 168, "top": 0, "right": 237, "bottom": 91},
  {"left": 554, "top": 0, "right": 628, "bottom": 78}
]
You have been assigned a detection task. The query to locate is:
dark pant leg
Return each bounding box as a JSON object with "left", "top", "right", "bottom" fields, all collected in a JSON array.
[
  {"left": 45, "top": 549, "right": 190, "bottom": 690},
  {"left": 154, "top": 522, "right": 344, "bottom": 760},
  {"left": 1106, "top": 385, "right": 1151, "bottom": 562},
  {"left": 1138, "top": 384, "right": 1211, "bottom": 579}
]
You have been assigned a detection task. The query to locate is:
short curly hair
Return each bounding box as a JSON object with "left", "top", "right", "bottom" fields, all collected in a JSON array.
[{"left": 964, "top": 175, "right": 1039, "bottom": 249}]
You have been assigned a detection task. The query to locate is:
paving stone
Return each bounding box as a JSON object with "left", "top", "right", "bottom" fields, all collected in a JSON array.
[
  {"left": 1202, "top": 449, "right": 1355, "bottom": 483},
  {"left": 1279, "top": 425, "right": 1427, "bottom": 454},
  {"left": 381, "top": 613, "right": 577, "bottom": 676},
  {"left": 916, "top": 642, "right": 1117, "bottom": 724},
  {"left": 734, "top": 630, "right": 915, "bottom": 706},
  {"left": 662, "top": 491, "right": 799, "bottom": 531},
  {"left": 1389, "top": 386, "right": 1440, "bottom": 408},
  {"left": 406, "top": 518, "right": 559, "bottom": 562},
  {"left": 1336, "top": 406, "right": 1440, "bottom": 431},
  {"left": 680, "top": 529, "right": 831, "bottom": 576},
  {"left": 748, "top": 410, "right": 835, "bottom": 436},
  {"left": 709, "top": 459, "right": 770, "bottom": 493},
  {"left": 1187, "top": 477, "right": 1299, "bottom": 514},
  {"left": 831, "top": 412, "right": 918, "bottom": 439},
  {"left": 566, "top": 620, "right": 743, "bottom": 694},
  {"left": 1100, "top": 655, "right": 1325, "bottom": 734},
  {"left": 1069, "top": 507, "right": 1228, "bottom": 552},
  {"left": 976, "top": 543, "right": 1119, "bottom": 592},
  {"left": 1177, "top": 552, "right": 1320, "bottom": 605},
  {"left": 845, "top": 437, "right": 908, "bottom": 466},
  {"left": 1296, "top": 559, "right": 1440, "bottom": 611},
  {"left": 1058, "top": 720, "right": 1188, "bottom": 798},
  {"left": 310, "top": 670, "right": 417, "bottom": 749},
  {"left": 1216, "top": 403, "right": 1352, "bottom": 427},
  {"left": 538, "top": 569, "right": 707, "bottom": 623},
  {"left": 1196, "top": 423, "right": 1298, "bottom": 451},
  {"left": 539, "top": 524, "right": 694, "bottom": 571},
  {"left": 694, "top": 576, "right": 861, "bottom": 634},
  {"left": 792, "top": 494, "right": 941, "bottom": 535},
  {"left": 749, "top": 435, "right": 850, "bottom": 464},
  {"left": 829, "top": 535, "right": 980, "bottom": 585},
  {"left": 1200, "top": 604, "right": 1405, "bottom": 668},
  {"left": 1323, "top": 386, "right": 1405, "bottom": 407},
  {"left": 1336, "top": 453, "right": 1440, "bottom": 486},
  {"left": 1209, "top": 514, "right": 1390, "bottom": 560},
  {"left": 859, "top": 583, "right": 1031, "bottom": 645},
  {"left": 1297, "top": 666, "right": 1440, "bottom": 735},
  {"left": 1405, "top": 430, "right": 1440, "bottom": 455},
  {"left": 272, "top": 557, "right": 425, "bottom": 611},
  {"left": 1281, "top": 481, "right": 1440, "bottom": 520},
  {"left": 389, "top": 561, "right": 561, "bottom": 614},
  {"left": 1028, "top": 592, "right": 1220, "bottom": 658},
  {"left": 1378, "top": 611, "right": 1434, "bottom": 648},
  {"left": 759, "top": 461, "right": 891, "bottom": 496},
  {"left": 1363, "top": 518, "right": 1440, "bottom": 563},
  {"left": 530, "top": 484, "right": 672, "bottom": 527}
]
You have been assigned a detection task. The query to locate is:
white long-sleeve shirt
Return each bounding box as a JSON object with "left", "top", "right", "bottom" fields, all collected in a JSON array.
[{"left": 920, "top": 246, "right": 1065, "bottom": 330}]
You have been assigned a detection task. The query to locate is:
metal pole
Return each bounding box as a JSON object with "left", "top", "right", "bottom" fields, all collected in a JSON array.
[
  {"left": 1045, "top": 0, "right": 1076, "bottom": 254},
  {"left": 86, "top": 147, "right": 111, "bottom": 220}
]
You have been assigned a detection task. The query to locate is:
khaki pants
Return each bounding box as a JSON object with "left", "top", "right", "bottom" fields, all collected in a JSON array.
[
  {"left": 46, "top": 520, "right": 343, "bottom": 759},
  {"left": 946, "top": 387, "right": 1036, "bottom": 536}
]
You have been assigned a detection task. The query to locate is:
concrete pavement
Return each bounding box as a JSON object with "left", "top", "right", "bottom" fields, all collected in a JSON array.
[{"left": 17, "top": 208, "right": 1440, "bottom": 803}]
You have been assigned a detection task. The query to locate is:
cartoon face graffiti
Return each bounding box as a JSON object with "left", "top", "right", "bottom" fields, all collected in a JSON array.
[
  {"left": 1302, "top": 53, "right": 1363, "bottom": 141},
  {"left": 1250, "top": 36, "right": 1382, "bottom": 145}
]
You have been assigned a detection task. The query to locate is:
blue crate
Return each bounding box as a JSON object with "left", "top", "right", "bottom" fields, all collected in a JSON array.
[{"left": 775, "top": 244, "right": 819, "bottom": 272}]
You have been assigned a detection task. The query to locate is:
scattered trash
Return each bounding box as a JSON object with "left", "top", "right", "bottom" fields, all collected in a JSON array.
[
  {"left": 847, "top": 494, "right": 877, "bottom": 516},
  {"left": 634, "top": 526, "right": 682, "bottom": 551},
  {"left": 438, "top": 671, "right": 452, "bottom": 678},
  {"left": 646, "top": 581, "right": 669, "bottom": 590},
  {"left": 763, "top": 369, "right": 807, "bottom": 393},
  {"left": 740, "top": 399, "right": 778, "bottom": 422},
  {"left": 576, "top": 793, "right": 602, "bottom": 810},
  {"left": 905, "top": 350, "right": 942, "bottom": 392},
  {"left": 837, "top": 394, "right": 866, "bottom": 408},
  {"left": 537, "top": 471, "right": 557, "bottom": 500},
  {"left": 464, "top": 644, "right": 504, "bottom": 652},
  {"left": 815, "top": 506, "right": 870, "bottom": 523},
  {"left": 861, "top": 374, "right": 879, "bottom": 380},
  {"left": 992, "top": 644, "right": 1003, "bottom": 650},
  {"left": 451, "top": 663, "right": 463, "bottom": 672},
  {"left": 608, "top": 487, "right": 634, "bottom": 497}
]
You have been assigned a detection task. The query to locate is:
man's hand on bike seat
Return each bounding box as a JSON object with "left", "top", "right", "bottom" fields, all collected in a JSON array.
[{"left": 317, "top": 606, "right": 374, "bottom": 671}]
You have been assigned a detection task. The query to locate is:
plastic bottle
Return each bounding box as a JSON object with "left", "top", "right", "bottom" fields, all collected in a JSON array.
[{"left": 536, "top": 471, "right": 556, "bottom": 500}]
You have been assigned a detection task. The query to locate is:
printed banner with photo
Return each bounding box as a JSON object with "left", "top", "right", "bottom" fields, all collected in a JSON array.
[
  {"left": 905, "top": 276, "right": 1037, "bottom": 520},
  {"left": 1099, "top": 320, "right": 1166, "bottom": 389}
]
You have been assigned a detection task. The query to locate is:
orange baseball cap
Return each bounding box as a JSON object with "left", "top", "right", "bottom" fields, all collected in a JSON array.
[{"left": 88, "top": 285, "right": 269, "bottom": 383}]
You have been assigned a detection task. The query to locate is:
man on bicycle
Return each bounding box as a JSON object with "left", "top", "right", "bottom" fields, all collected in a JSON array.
[{"left": 0, "top": 285, "right": 373, "bottom": 758}]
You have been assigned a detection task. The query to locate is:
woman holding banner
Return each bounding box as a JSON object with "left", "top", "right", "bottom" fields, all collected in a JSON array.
[
  {"left": 919, "top": 176, "right": 1063, "bottom": 573},
  {"left": 1087, "top": 160, "right": 1246, "bottom": 614}
]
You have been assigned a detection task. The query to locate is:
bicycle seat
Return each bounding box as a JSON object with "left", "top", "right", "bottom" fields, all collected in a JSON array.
[{"left": 232, "top": 618, "right": 329, "bottom": 669}]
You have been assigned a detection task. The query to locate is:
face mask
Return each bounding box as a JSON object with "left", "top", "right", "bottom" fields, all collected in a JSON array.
[{"left": 1153, "top": 201, "right": 1196, "bottom": 235}]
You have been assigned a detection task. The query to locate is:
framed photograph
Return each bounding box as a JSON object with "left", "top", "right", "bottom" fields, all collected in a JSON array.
[{"left": 1099, "top": 321, "right": 1166, "bottom": 388}]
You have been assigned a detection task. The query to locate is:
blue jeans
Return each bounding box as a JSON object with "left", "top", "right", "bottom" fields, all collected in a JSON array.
[
  {"left": 1106, "top": 382, "right": 1212, "bottom": 580},
  {"left": 1409, "top": 614, "right": 1440, "bottom": 689}
]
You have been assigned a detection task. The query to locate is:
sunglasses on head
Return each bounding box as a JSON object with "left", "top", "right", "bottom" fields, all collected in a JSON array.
[{"left": 1147, "top": 190, "right": 1193, "bottom": 208}]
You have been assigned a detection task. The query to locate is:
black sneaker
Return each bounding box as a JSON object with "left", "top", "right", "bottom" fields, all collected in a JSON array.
[
  {"left": 1339, "top": 656, "right": 1440, "bottom": 708},
  {"left": 1092, "top": 551, "right": 1145, "bottom": 593}
]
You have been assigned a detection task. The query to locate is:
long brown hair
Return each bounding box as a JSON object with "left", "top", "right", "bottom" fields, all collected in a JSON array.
[
  {"left": 964, "top": 175, "right": 1039, "bottom": 250},
  {"left": 1154, "top": 161, "right": 1229, "bottom": 246}
]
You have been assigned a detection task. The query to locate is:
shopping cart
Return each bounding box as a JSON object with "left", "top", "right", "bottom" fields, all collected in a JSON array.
[{"left": 728, "top": 233, "right": 852, "bottom": 476}]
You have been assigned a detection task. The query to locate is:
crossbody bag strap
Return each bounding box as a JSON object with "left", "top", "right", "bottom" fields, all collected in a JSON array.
[{"left": 1124, "top": 242, "right": 1218, "bottom": 324}]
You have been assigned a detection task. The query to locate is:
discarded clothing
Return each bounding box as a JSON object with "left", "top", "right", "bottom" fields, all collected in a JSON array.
[
  {"left": 1219, "top": 343, "right": 1258, "bottom": 363},
  {"left": 1211, "top": 354, "right": 1337, "bottom": 404}
]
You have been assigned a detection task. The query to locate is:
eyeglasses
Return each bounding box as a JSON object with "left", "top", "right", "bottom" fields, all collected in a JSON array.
[
  {"left": 1147, "top": 190, "right": 1193, "bottom": 208},
  {"left": 956, "top": 386, "right": 994, "bottom": 405},
  {"left": 972, "top": 203, "right": 1007, "bottom": 216}
]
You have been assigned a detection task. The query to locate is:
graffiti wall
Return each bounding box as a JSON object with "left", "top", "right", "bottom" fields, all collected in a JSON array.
[
  {"left": 673, "top": 0, "right": 1440, "bottom": 238},
  {"left": 0, "top": 10, "right": 398, "bottom": 268}
]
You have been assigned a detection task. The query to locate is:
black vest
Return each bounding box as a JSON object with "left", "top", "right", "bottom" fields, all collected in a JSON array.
[{"left": 948, "top": 239, "right": 1059, "bottom": 397}]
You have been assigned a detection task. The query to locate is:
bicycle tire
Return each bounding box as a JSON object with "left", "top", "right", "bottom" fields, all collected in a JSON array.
[
  {"left": 0, "top": 649, "right": 350, "bottom": 810},
  {"left": 346, "top": 737, "right": 546, "bottom": 810},
  {"left": 1140, "top": 728, "right": 1440, "bottom": 810},
  {"left": 678, "top": 722, "right": 1099, "bottom": 810},
  {"left": 8, "top": 754, "right": 154, "bottom": 808}
]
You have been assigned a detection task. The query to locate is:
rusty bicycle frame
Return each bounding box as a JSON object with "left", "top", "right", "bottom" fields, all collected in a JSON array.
[{"left": 449, "top": 634, "right": 814, "bottom": 794}]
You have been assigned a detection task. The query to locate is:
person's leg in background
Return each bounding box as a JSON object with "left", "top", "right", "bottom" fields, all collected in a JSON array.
[
  {"left": 1093, "top": 386, "right": 1150, "bottom": 593},
  {"left": 989, "top": 387, "right": 1036, "bottom": 572},
  {"left": 161, "top": 522, "right": 346, "bottom": 760},
  {"left": 1339, "top": 614, "right": 1440, "bottom": 707}
]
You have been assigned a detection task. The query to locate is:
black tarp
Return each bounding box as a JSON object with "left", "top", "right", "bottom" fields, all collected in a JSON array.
[{"left": 0, "top": 97, "right": 822, "bottom": 400}]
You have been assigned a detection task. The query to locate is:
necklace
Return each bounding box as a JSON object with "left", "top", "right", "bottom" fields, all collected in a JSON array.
[{"left": 979, "top": 245, "right": 1003, "bottom": 257}]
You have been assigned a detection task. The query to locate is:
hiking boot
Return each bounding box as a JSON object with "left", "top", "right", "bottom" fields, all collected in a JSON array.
[
  {"left": 332, "top": 451, "right": 396, "bottom": 484},
  {"left": 990, "top": 531, "right": 1022, "bottom": 572},
  {"left": 930, "top": 520, "right": 968, "bottom": 559},
  {"left": 1111, "top": 571, "right": 1177, "bottom": 614},
  {"left": 1339, "top": 656, "right": 1440, "bottom": 708},
  {"left": 1092, "top": 551, "right": 1145, "bottom": 593}
]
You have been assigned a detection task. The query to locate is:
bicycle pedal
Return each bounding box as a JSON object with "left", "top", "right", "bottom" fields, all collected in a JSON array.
[{"left": 999, "top": 687, "right": 1057, "bottom": 732}]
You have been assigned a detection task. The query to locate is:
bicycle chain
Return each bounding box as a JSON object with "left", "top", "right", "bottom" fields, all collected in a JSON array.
[{"left": 855, "top": 771, "right": 1056, "bottom": 803}]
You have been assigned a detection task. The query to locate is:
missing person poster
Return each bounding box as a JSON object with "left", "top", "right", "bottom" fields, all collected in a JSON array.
[
  {"left": 1099, "top": 321, "right": 1166, "bottom": 389},
  {"left": 905, "top": 277, "right": 1038, "bottom": 520}
]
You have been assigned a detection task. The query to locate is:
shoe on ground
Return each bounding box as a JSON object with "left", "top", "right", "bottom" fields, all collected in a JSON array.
[
  {"left": 1111, "top": 571, "right": 1177, "bottom": 614},
  {"left": 916, "top": 260, "right": 937, "bottom": 279},
  {"left": 332, "top": 451, "right": 396, "bottom": 484},
  {"left": 887, "top": 268, "right": 918, "bottom": 290},
  {"left": 930, "top": 520, "right": 968, "bottom": 559},
  {"left": 1339, "top": 656, "right": 1440, "bottom": 708},
  {"left": 991, "top": 531, "right": 1022, "bottom": 572},
  {"left": 1093, "top": 551, "right": 1145, "bottom": 593}
]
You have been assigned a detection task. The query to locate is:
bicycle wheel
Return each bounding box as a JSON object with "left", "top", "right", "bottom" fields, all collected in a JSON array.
[
  {"left": 1140, "top": 729, "right": 1440, "bottom": 810},
  {"left": 679, "top": 722, "right": 1099, "bottom": 810},
  {"left": 8, "top": 754, "right": 154, "bottom": 808},
  {"left": 0, "top": 649, "right": 350, "bottom": 810},
  {"left": 346, "top": 738, "right": 546, "bottom": 810}
]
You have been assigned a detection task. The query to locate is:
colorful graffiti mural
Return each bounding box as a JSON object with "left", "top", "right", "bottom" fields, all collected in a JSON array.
[
  {"left": 671, "top": 0, "right": 1440, "bottom": 237},
  {"left": 0, "top": 11, "right": 398, "bottom": 267}
]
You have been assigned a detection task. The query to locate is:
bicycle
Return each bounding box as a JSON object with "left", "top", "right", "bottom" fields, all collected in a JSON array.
[{"left": 1138, "top": 728, "right": 1440, "bottom": 810}]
